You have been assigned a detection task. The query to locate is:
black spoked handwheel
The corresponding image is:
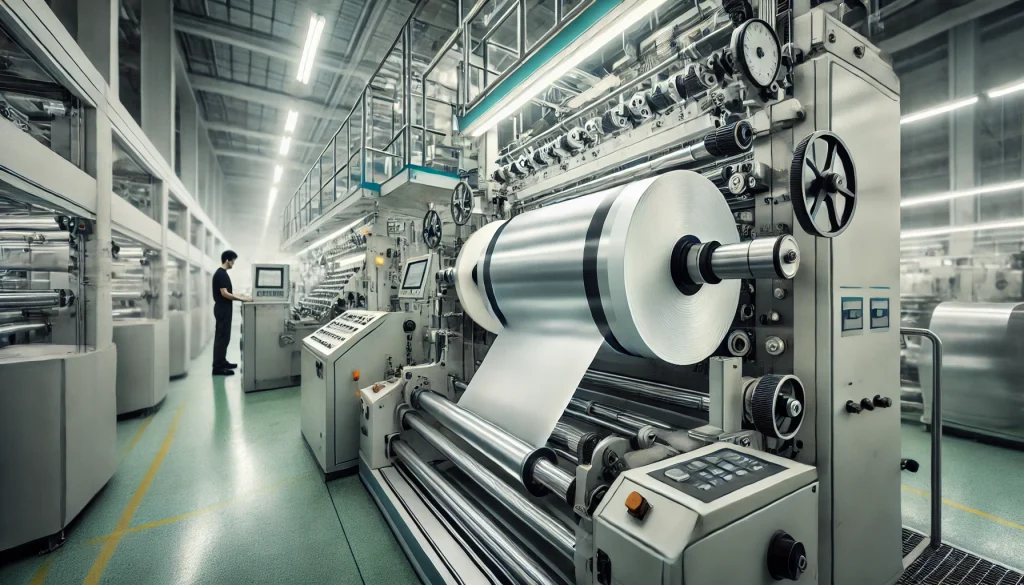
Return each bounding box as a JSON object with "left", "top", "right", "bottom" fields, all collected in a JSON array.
[
  {"left": 451, "top": 181, "right": 473, "bottom": 226},
  {"left": 789, "top": 131, "right": 857, "bottom": 238},
  {"left": 422, "top": 209, "right": 442, "bottom": 249}
]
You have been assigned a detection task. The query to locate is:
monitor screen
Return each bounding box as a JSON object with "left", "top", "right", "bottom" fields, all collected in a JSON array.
[
  {"left": 401, "top": 259, "right": 428, "bottom": 290},
  {"left": 256, "top": 267, "right": 284, "bottom": 289}
]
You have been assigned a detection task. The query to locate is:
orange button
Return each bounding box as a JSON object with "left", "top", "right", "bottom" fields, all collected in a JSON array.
[
  {"left": 353, "top": 369, "right": 360, "bottom": 381},
  {"left": 373, "top": 383, "right": 384, "bottom": 393},
  {"left": 625, "top": 491, "right": 650, "bottom": 519}
]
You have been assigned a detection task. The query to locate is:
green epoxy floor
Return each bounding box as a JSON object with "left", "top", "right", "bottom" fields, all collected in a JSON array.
[
  {"left": 900, "top": 422, "right": 1024, "bottom": 571},
  {"left": 0, "top": 321, "right": 420, "bottom": 585}
]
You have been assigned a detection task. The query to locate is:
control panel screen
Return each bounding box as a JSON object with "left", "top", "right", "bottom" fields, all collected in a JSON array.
[
  {"left": 401, "top": 259, "right": 428, "bottom": 290},
  {"left": 256, "top": 267, "right": 284, "bottom": 289}
]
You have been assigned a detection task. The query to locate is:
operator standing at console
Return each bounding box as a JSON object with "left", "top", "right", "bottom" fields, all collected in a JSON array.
[{"left": 212, "top": 250, "right": 250, "bottom": 376}]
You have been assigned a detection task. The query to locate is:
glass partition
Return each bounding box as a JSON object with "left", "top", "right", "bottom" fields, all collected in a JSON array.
[{"left": 112, "top": 138, "right": 160, "bottom": 223}]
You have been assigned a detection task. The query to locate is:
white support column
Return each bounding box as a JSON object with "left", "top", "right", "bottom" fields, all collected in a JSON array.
[
  {"left": 948, "top": 22, "right": 977, "bottom": 258},
  {"left": 141, "top": 0, "right": 175, "bottom": 165},
  {"left": 158, "top": 181, "right": 169, "bottom": 320},
  {"left": 85, "top": 109, "right": 114, "bottom": 349},
  {"left": 176, "top": 76, "right": 199, "bottom": 197},
  {"left": 182, "top": 212, "right": 193, "bottom": 360},
  {"left": 77, "top": 0, "right": 118, "bottom": 96}
]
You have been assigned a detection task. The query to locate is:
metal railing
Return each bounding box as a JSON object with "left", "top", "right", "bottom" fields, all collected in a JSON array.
[{"left": 901, "top": 327, "right": 943, "bottom": 549}]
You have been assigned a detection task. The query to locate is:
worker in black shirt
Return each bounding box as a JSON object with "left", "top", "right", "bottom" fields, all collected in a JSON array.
[{"left": 211, "top": 250, "right": 250, "bottom": 375}]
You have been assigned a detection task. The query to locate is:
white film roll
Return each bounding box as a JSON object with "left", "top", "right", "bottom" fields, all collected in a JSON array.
[
  {"left": 457, "top": 171, "right": 740, "bottom": 446},
  {"left": 453, "top": 220, "right": 505, "bottom": 333}
]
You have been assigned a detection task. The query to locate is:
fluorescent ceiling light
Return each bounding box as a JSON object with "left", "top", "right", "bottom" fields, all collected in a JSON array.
[
  {"left": 300, "top": 215, "right": 371, "bottom": 255},
  {"left": 279, "top": 137, "right": 291, "bottom": 156},
  {"left": 901, "top": 180, "right": 1024, "bottom": 208},
  {"left": 468, "top": 0, "right": 668, "bottom": 137},
  {"left": 268, "top": 187, "right": 278, "bottom": 208},
  {"left": 273, "top": 165, "right": 283, "bottom": 184},
  {"left": 901, "top": 218, "right": 1024, "bottom": 240},
  {"left": 900, "top": 96, "right": 978, "bottom": 125},
  {"left": 296, "top": 15, "right": 326, "bottom": 84},
  {"left": 284, "top": 110, "right": 299, "bottom": 133},
  {"left": 988, "top": 80, "right": 1024, "bottom": 98}
]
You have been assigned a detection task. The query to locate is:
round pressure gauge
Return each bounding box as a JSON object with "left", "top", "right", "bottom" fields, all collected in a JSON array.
[{"left": 730, "top": 19, "right": 781, "bottom": 89}]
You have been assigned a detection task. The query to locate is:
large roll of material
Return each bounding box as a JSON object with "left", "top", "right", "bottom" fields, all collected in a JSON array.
[
  {"left": 456, "top": 171, "right": 742, "bottom": 446},
  {"left": 920, "top": 301, "right": 1024, "bottom": 438}
]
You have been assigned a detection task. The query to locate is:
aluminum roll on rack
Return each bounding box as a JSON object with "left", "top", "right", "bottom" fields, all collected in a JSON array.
[
  {"left": 401, "top": 410, "right": 575, "bottom": 558},
  {"left": 392, "top": 441, "right": 560, "bottom": 585},
  {"left": 0, "top": 290, "right": 69, "bottom": 310},
  {"left": 410, "top": 390, "right": 576, "bottom": 505}
]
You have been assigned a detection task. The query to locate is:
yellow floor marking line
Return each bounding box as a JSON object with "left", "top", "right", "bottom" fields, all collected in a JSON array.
[
  {"left": 28, "top": 557, "right": 54, "bottom": 585},
  {"left": 82, "top": 402, "right": 187, "bottom": 585},
  {"left": 902, "top": 484, "right": 1024, "bottom": 532},
  {"left": 117, "top": 415, "right": 154, "bottom": 463},
  {"left": 84, "top": 474, "right": 304, "bottom": 546}
]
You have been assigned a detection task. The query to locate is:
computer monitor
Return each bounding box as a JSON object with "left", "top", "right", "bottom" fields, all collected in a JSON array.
[
  {"left": 398, "top": 255, "right": 432, "bottom": 299},
  {"left": 250, "top": 264, "right": 290, "bottom": 302}
]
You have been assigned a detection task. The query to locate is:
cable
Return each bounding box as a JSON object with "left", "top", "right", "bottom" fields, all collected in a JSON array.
[{"left": 325, "top": 481, "right": 367, "bottom": 585}]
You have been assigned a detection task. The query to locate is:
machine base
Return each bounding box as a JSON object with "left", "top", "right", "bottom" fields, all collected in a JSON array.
[
  {"left": 115, "top": 395, "right": 166, "bottom": 421},
  {"left": 899, "top": 528, "right": 1023, "bottom": 584},
  {"left": 360, "top": 460, "right": 498, "bottom": 585}
]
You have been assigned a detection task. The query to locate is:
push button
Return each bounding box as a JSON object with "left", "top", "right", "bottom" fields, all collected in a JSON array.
[
  {"left": 625, "top": 491, "right": 650, "bottom": 520},
  {"left": 665, "top": 468, "right": 690, "bottom": 483}
]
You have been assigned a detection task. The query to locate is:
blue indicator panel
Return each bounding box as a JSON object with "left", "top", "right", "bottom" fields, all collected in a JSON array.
[
  {"left": 870, "top": 298, "right": 890, "bottom": 330},
  {"left": 841, "top": 297, "right": 863, "bottom": 333}
]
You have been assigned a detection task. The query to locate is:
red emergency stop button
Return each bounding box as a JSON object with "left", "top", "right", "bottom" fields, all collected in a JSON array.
[{"left": 625, "top": 491, "right": 650, "bottom": 520}]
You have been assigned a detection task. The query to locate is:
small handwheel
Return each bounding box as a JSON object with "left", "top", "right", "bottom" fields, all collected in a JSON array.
[
  {"left": 789, "top": 131, "right": 857, "bottom": 238},
  {"left": 422, "top": 209, "right": 442, "bottom": 249},
  {"left": 451, "top": 182, "right": 473, "bottom": 226}
]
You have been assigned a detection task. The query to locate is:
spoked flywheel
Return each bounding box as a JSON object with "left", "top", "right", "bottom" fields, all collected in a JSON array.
[{"left": 789, "top": 131, "right": 857, "bottom": 238}]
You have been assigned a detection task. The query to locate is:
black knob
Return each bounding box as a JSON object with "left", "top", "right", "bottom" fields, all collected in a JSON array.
[
  {"left": 901, "top": 458, "right": 920, "bottom": 473},
  {"left": 860, "top": 398, "right": 875, "bottom": 411},
  {"left": 767, "top": 530, "right": 807, "bottom": 581},
  {"left": 845, "top": 400, "right": 862, "bottom": 414},
  {"left": 403, "top": 320, "right": 416, "bottom": 333},
  {"left": 703, "top": 121, "right": 754, "bottom": 158},
  {"left": 873, "top": 395, "right": 893, "bottom": 408}
]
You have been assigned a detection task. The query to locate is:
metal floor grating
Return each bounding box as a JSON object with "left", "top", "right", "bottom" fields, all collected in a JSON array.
[{"left": 899, "top": 528, "right": 1024, "bottom": 585}]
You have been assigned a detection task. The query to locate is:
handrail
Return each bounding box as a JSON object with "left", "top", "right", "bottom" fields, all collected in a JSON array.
[{"left": 901, "top": 327, "right": 943, "bottom": 549}]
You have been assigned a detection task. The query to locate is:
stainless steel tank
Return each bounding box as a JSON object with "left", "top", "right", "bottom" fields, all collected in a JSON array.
[{"left": 919, "top": 302, "right": 1024, "bottom": 443}]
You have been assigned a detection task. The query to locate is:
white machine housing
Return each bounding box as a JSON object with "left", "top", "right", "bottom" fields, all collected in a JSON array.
[
  {"left": 240, "top": 301, "right": 318, "bottom": 393},
  {"left": 251, "top": 263, "right": 290, "bottom": 302},
  {"left": 300, "top": 310, "right": 408, "bottom": 476},
  {"left": 594, "top": 444, "right": 818, "bottom": 585}
]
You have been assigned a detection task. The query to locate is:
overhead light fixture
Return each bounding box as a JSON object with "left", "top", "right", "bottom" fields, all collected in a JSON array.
[
  {"left": 467, "top": 0, "right": 668, "bottom": 137},
  {"left": 284, "top": 110, "right": 299, "bottom": 133},
  {"left": 279, "top": 137, "right": 291, "bottom": 156},
  {"left": 987, "top": 79, "right": 1024, "bottom": 99},
  {"left": 300, "top": 214, "right": 372, "bottom": 255},
  {"left": 296, "top": 14, "right": 326, "bottom": 84},
  {"left": 901, "top": 218, "right": 1024, "bottom": 240},
  {"left": 900, "top": 96, "right": 978, "bottom": 125},
  {"left": 273, "top": 165, "right": 283, "bottom": 184},
  {"left": 901, "top": 180, "right": 1024, "bottom": 208},
  {"left": 265, "top": 187, "right": 278, "bottom": 225}
]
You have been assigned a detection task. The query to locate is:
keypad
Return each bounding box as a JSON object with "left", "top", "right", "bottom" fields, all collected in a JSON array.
[{"left": 648, "top": 449, "right": 785, "bottom": 503}]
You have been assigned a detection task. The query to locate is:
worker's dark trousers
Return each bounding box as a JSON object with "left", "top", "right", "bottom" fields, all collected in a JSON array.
[{"left": 212, "top": 303, "right": 232, "bottom": 369}]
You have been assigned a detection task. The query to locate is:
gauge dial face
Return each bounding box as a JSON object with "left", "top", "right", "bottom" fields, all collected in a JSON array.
[{"left": 733, "top": 19, "right": 781, "bottom": 89}]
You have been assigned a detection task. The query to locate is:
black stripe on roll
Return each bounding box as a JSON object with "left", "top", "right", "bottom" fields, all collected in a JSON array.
[
  {"left": 482, "top": 221, "right": 511, "bottom": 327},
  {"left": 583, "top": 191, "right": 630, "bottom": 355}
]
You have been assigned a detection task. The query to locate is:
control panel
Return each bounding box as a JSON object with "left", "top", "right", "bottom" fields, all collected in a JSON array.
[
  {"left": 303, "top": 310, "right": 387, "bottom": 356},
  {"left": 251, "top": 263, "right": 290, "bottom": 303},
  {"left": 398, "top": 254, "right": 432, "bottom": 300},
  {"left": 648, "top": 448, "right": 785, "bottom": 503}
]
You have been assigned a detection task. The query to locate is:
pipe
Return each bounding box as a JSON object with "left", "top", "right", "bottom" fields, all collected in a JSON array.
[
  {"left": 0, "top": 217, "right": 60, "bottom": 230},
  {"left": 529, "top": 121, "right": 753, "bottom": 204},
  {"left": 0, "top": 290, "right": 64, "bottom": 309},
  {"left": 113, "top": 307, "right": 145, "bottom": 319},
  {"left": 112, "top": 290, "right": 146, "bottom": 302},
  {"left": 563, "top": 408, "right": 657, "bottom": 449},
  {"left": 580, "top": 371, "right": 709, "bottom": 412},
  {"left": 0, "top": 230, "right": 66, "bottom": 242},
  {"left": 902, "top": 327, "right": 943, "bottom": 549},
  {"left": 412, "top": 390, "right": 575, "bottom": 505},
  {"left": 569, "top": 398, "right": 674, "bottom": 431},
  {"left": 401, "top": 411, "right": 575, "bottom": 558},
  {"left": 391, "top": 441, "right": 559, "bottom": 585},
  {"left": 0, "top": 321, "right": 49, "bottom": 336}
]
